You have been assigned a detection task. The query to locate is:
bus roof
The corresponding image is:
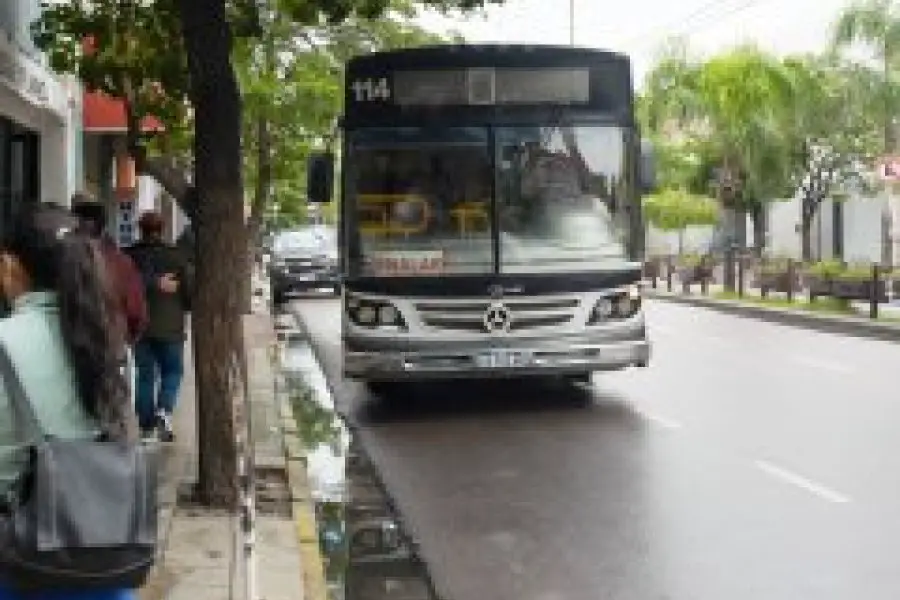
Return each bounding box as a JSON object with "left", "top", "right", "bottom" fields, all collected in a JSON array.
[{"left": 347, "top": 44, "right": 631, "bottom": 72}]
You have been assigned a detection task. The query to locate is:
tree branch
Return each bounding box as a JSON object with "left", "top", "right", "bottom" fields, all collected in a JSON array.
[
  {"left": 122, "top": 82, "right": 195, "bottom": 220},
  {"left": 138, "top": 155, "right": 193, "bottom": 212},
  {"left": 250, "top": 115, "right": 272, "bottom": 227}
]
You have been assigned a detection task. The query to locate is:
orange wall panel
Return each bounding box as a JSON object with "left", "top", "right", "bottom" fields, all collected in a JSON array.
[{"left": 115, "top": 152, "right": 136, "bottom": 190}]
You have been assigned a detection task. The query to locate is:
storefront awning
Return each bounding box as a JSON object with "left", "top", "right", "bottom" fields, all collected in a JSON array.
[{"left": 82, "top": 90, "right": 165, "bottom": 133}]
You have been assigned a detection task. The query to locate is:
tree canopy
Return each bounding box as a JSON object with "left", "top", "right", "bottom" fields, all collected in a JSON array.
[
  {"left": 641, "top": 45, "right": 801, "bottom": 210},
  {"left": 237, "top": 8, "right": 456, "bottom": 229},
  {"left": 638, "top": 10, "right": 897, "bottom": 270},
  {"left": 32, "top": 0, "right": 495, "bottom": 208},
  {"left": 643, "top": 189, "right": 718, "bottom": 233}
]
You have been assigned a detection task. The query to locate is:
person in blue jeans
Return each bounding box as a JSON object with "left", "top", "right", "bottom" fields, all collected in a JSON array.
[{"left": 126, "top": 212, "right": 192, "bottom": 442}]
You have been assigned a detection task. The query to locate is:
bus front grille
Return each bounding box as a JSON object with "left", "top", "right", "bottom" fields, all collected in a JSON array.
[{"left": 414, "top": 297, "right": 579, "bottom": 333}]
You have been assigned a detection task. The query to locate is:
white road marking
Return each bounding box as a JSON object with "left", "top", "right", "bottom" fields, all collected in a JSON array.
[
  {"left": 754, "top": 460, "right": 851, "bottom": 504},
  {"left": 790, "top": 356, "right": 854, "bottom": 374},
  {"left": 633, "top": 407, "right": 683, "bottom": 430}
]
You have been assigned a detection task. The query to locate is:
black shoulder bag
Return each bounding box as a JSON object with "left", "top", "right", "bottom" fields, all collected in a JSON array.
[{"left": 0, "top": 343, "right": 159, "bottom": 592}]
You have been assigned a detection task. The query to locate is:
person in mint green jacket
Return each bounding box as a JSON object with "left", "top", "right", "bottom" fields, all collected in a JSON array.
[{"left": 0, "top": 204, "right": 137, "bottom": 600}]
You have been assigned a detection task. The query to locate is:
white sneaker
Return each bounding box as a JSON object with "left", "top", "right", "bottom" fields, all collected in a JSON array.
[{"left": 156, "top": 411, "right": 175, "bottom": 443}]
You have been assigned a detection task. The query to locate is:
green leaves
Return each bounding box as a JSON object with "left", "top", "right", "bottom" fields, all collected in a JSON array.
[
  {"left": 642, "top": 189, "right": 718, "bottom": 232},
  {"left": 32, "top": 0, "right": 490, "bottom": 222},
  {"left": 33, "top": 0, "right": 191, "bottom": 155},
  {"left": 278, "top": 0, "right": 502, "bottom": 24},
  {"left": 831, "top": 0, "right": 900, "bottom": 154},
  {"left": 639, "top": 44, "right": 863, "bottom": 208},
  {"left": 238, "top": 3, "right": 459, "bottom": 227}
]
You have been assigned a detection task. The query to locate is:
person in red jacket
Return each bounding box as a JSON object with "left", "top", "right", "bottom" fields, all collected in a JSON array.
[
  {"left": 70, "top": 195, "right": 147, "bottom": 345},
  {"left": 71, "top": 195, "right": 147, "bottom": 416}
]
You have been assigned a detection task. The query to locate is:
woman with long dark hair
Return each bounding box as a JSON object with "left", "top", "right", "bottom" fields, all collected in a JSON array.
[{"left": 0, "top": 204, "right": 136, "bottom": 600}]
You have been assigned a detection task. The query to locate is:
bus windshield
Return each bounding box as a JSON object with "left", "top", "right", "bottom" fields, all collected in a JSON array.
[
  {"left": 349, "top": 127, "right": 493, "bottom": 276},
  {"left": 347, "top": 125, "right": 629, "bottom": 277},
  {"left": 497, "top": 125, "right": 628, "bottom": 273}
]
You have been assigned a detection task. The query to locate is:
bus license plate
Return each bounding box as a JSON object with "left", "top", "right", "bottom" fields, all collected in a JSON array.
[{"left": 475, "top": 350, "right": 532, "bottom": 369}]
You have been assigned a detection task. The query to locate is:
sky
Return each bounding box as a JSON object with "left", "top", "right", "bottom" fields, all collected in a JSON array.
[{"left": 416, "top": 0, "right": 861, "bottom": 88}]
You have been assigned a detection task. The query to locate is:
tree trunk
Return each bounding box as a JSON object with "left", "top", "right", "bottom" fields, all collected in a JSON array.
[
  {"left": 718, "top": 160, "right": 740, "bottom": 292},
  {"left": 177, "top": 0, "right": 243, "bottom": 509},
  {"left": 832, "top": 199, "right": 844, "bottom": 260},
  {"left": 239, "top": 116, "right": 272, "bottom": 314},
  {"left": 801, "top": 208, "right": 813, "bottom": 263},
  {"left": 252, "top": 117, "right": 272, "bottom": 231},
  {"left": 751, "top": 203, "right": 766, "bottom": 256},
  {"left": 721, "top": 207, "right": 737, "bottom": 292},
  {"left": 800, "top": 194, "right": 821, "bottom": 263}
]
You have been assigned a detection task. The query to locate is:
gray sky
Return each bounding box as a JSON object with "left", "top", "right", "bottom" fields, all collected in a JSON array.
[{"left": 417, "top": 0, "right": 858, "bottom": 88}]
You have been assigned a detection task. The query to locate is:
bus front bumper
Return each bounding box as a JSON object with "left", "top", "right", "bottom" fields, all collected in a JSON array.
[{"left": 342, "top": 335, "right": 650, "bottom": 381}]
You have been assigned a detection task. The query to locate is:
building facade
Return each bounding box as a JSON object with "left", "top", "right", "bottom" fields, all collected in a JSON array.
[
  {"left": 81, "top": 77, "right": 187, "bottom": 246},
  {"left": 0, "top": 0, "right": 82, "bottom": 235}
]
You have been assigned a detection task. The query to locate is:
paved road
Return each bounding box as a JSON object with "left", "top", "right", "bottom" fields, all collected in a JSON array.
[{"left": 292, "top": 298, "right": 900, "bottom": 600}]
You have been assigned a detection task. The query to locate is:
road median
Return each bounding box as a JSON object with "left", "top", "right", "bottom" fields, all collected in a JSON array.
[{"left": 646, "top": 288, "right": 900, "bottom": 342}]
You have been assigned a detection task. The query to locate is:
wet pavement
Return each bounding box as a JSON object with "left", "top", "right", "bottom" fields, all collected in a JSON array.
[
  {"left": 280, "top": 337, "right": 438, "bottom": 600},
  {"left": 288, "top": 298, "right": 900, "bottom": 600}
]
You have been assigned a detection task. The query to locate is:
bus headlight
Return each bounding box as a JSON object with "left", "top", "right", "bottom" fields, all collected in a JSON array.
[
  {"left": 588, "top": 285, "right": 642, "bottom": 324},
  {"left": 346, "top": 296, "right": 407, "bottom": 330}
]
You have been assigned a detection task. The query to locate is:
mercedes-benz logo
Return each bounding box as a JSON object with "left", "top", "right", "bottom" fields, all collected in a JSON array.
[{"left": 483, "top": 302, "right": 512, "bottom": 333}]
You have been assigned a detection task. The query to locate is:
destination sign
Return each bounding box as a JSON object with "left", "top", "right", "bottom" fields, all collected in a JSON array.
[
  {"left": 369, "top": 250, "right": 445, "bottom": 276},
  {"left": 349, "top": 67, "right": 593, "bottom": 107}
]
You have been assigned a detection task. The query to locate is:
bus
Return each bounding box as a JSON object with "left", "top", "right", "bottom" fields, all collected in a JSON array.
[{"left": 306, "top": 44, "right": 656, "bottom": 388}]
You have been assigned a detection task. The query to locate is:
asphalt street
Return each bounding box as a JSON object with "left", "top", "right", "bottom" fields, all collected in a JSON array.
[{"left": 292, "top": 297, "right": 900, "bottom": 600}]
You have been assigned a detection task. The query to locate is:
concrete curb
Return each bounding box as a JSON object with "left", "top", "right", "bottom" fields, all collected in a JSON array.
[
  {"left": 646, "top": 289, "right": 900, "bottom": 342},
  {"left": 272, "top": 341, "right": 330, "bottom": 600}
]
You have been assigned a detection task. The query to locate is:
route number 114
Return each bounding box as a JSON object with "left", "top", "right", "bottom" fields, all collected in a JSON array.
[{"left": 351, "top": 77, "right": 391, "bottom": 102}]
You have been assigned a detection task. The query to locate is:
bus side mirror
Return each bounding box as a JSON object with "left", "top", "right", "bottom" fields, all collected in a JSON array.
[
  {"left": 638, "top": 139, "right": 657, "bottom": 194},
  {"left": 307, "top": 152, "right": 334, "bottom": 204}
]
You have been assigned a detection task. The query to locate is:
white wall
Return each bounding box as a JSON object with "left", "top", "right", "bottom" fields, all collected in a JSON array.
[
  {"left": 64, "top": 76, "right": 82, "bottom": 202},
  {"left": 137, "top": 176, "right": 158, "bottom": 214},
  {"left": 765, "top": 192, "right": 887, "bottom": 263},
  {"left": 39, "top": 116, "right": 67, "bottom": 204},
  {"left": 136, "top": 175, "right": 189, "bottom": 242},
  {"left": 763, "top": 197, "right": 799, "bottom": 259},
  {"left": 645, "top": 191, "right": 887, "bottom": 263},
  {"left": 0, "top": 18, "right": 79, "bottom": 206},
  {"left": 841, "top": 194, "right": 885, "bottom": 264}
]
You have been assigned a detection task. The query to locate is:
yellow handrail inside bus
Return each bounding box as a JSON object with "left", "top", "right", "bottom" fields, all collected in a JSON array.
[
  {"left": 450, "top": 201, "right": 488, "bottom": 234},
  {"left": 358, "top": 194, "right": 430, "bottom": 236}
]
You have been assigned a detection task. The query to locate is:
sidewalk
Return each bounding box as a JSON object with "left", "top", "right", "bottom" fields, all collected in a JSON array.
[
  {"left": 139, "top": 304, "right": 311, "bottom": 600},
  {"left": 646, "top": 276, "right": 900, "bottom": 316},
  {"left": 646, "top": 281, "right": 900, "bottom": 342},
  {"left": 138, "top": 335, "right": 234, "bottom": 600}
]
